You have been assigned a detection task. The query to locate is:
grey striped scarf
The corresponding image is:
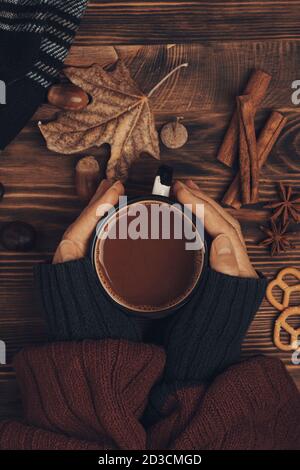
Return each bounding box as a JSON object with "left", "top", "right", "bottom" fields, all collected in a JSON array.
[{"left": 0, "top": 0, "right": 88, "bottom": 87}]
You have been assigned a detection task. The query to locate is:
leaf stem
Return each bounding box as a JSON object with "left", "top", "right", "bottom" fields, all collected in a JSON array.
[{"left": 147, "top": 63, "right": 189, "bottom": 98}]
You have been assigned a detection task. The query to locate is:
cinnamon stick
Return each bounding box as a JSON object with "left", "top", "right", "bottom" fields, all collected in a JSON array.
[
  {"left": 217, "top": 70, "right": 272, "bottom": 167},
  {"left": 237, "top": 95, "right": 259, "bottom": 204},
  {"left": 222, "top": 111, "right": 287, "bottom": 209}
]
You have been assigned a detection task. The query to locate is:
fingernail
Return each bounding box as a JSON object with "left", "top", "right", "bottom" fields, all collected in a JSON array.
[
  {"left": 174, "top": 180, "right": 185, "bottom": 187},
  {"left": 111, "top": 180, "right": 122, "bottom": 190},
  {"left": 186, "top": 179, "right": 198, "bottom": 189},
  {"left": 175, "top": 180, "right": 192, "bottom": 192},
  {"left": 214, "top": 234, "right": 233, "bottom": 255},
  {"left": 95, "top": 179, "right": 108, "bottom": 192}
]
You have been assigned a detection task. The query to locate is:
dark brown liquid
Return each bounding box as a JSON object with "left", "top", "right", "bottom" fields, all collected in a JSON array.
[{"left": 94, "top": 201, "right": 203, "bottom": 312}]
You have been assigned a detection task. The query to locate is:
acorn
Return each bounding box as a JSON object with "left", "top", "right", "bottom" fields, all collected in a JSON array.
[
  {"left": 0, "top": 221, "right": 36, "bottom": 251},
  {"left": 75, "top": 156, "right": 100, "bottom": 202}
]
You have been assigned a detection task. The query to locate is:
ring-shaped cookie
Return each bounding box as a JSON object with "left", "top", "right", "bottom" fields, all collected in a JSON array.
[
  {"left": 267, "top": 267, "right": 300, "bottom": 311},
  {"left": 274, "top": 306, "right": 300, "bottom": 352}
]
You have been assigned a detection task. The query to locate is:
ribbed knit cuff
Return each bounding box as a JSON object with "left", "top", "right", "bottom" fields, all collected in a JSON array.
[
  {"left": 163, "top": 267, "right": 267, "bottom": 385},
  {"left": 34, "top": 258, "right": 142, "bottom": 343}
]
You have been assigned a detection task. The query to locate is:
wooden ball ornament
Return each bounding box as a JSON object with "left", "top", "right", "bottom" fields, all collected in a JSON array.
[{"left": 160, "top": 117, "right": 188, "bottom": 149}]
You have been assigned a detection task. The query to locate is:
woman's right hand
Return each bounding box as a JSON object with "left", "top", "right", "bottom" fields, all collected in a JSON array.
[
  {"left": 53, "top": 179, "right": 124, "bottom": 264},
  {"left": 173, "top": 180, "right": 258, "bottom": 279}
]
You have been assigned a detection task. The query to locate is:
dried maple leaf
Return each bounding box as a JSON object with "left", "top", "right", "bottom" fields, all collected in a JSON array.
[
  {"left": 264, "top": 183, "right": 300, "bottom": 225},
  {"left": 39, "top": 60, "right": 187, "bottom": 181}
]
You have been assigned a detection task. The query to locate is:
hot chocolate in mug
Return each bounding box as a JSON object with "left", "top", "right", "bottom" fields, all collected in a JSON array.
[{"left": 90, "top": 166, "right": 208, "bottom": 318}]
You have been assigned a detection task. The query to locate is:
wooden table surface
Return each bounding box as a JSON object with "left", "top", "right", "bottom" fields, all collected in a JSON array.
[{"left": 1, "top": 1, "right": 300, "bottom": 419}]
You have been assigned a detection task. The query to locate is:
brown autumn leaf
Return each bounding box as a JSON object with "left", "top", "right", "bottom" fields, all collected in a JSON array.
[{"left": 39, "top": 60, "right": 161, "bottom": 181}]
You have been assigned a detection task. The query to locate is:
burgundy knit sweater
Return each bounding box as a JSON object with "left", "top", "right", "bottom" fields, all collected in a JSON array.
[
  {"left": 0, "top": 341, "right": 299, "bottom": 450},
  {"left": 0, "top": 259, "right": 300, "bottom": 450}
]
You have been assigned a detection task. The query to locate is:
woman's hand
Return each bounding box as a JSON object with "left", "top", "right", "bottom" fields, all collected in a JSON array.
[
  {"left": 36, "top": 178, "right": 142, "bottom": 343},
  {"left": 53, "top": 179, "right": 124, "bottom": 264},
  {"left": 173, "top": 179, "right": 257, "bottom": 278},
  {"left": 154, "top": 180, "right": 265, "bottom": 388}
]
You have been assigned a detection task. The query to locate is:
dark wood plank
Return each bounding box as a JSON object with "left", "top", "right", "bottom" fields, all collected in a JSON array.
[
  {"left": 75, "top": 1, "right": 300, "bottom": 45},
  {"left": 64, "top": 41, "right": 300, "bottom": 112},
  {"left": 1, "top": 40, "right": 300, "bottom": 418}
]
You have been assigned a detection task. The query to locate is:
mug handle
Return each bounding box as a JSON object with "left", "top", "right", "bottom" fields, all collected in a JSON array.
[{"left": 152, "top": 165, "right": 173, "bottom": 197}]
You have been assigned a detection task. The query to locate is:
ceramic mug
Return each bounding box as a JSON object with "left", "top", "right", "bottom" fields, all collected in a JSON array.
[{"left": 90, "top": 166, "right": 208, "bottom": 319}]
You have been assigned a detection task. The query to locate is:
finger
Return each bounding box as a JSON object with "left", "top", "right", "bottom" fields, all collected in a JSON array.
[
  {"left": 88, "top": 179, "right": 112, "bottom": 206},
  {"left": 185, "top": 179, "right": 244, "bottom": 240},
  {"left": 185, "top": 179, "right": 199, "bottom": 190},
  {"left": 173, "top": 181, "right": 233, "bottom": 239},
  {"left": 64, "top": 180, "right": 124, "bottom": 245},
  {"left": 175, "top": 180, "right": 257, "bottom": 278},
  {"left": 53, "top": 239, "right": 84, "bottom": 264},
  {"left": 174, "top": 180, "right": 245, "bottom": 247},
  {"left": 210, "top": 234, "right": 239, "bottom": 276}
]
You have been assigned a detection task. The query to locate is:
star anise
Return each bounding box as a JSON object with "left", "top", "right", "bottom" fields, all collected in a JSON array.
[
  {"left": 264, "top": 183, "right": 300, "bottom": 225},
  {"left": 259, "top": 220, "right": 294, "bottom": 256}
]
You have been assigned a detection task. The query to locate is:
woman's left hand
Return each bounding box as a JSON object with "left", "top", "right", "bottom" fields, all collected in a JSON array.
[
  {"left": 53, "top": 179, "right": 124, "bottom": 264},
  {"left": 173, "top": 179, "right": 257, "bottom": 278}
]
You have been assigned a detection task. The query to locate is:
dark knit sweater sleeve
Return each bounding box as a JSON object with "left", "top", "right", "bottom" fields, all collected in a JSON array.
[
  {"left": 146, "top": 356, "right": 300, "bottom": 450},
  {"left": 162, "top": 267, "right": 267, "bottom": 385},
  {"left": 34, "top": 258, "right": 141, "bottom": 342}
]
